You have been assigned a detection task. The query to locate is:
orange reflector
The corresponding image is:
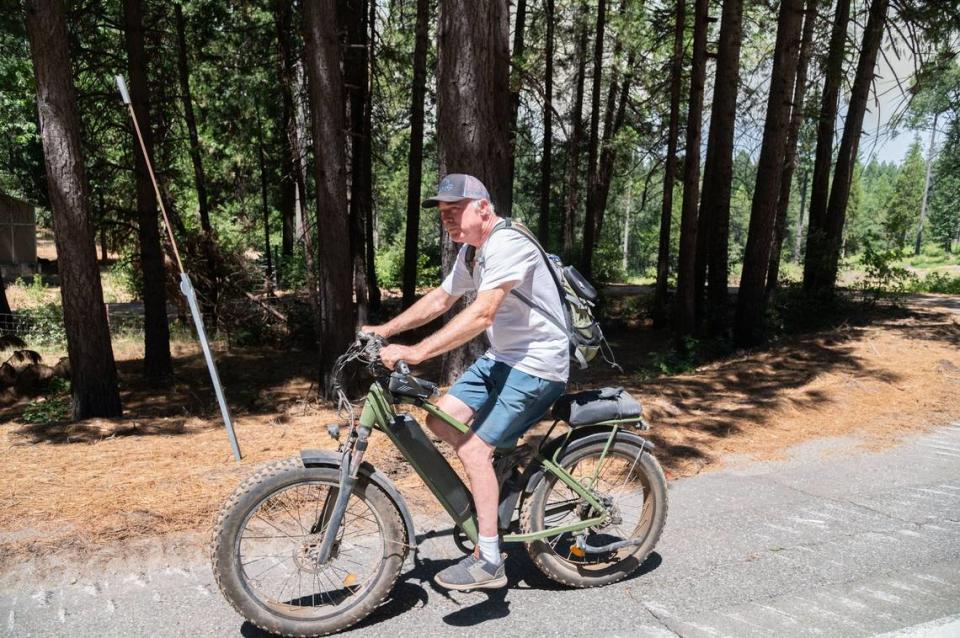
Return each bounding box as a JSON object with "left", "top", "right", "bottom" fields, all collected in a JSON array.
[
  {"left": 569, "top": 545, "right": 586, "bottom": 558},
  {"left": 343, "top": 573, "right": 357, "bottom": 587}
]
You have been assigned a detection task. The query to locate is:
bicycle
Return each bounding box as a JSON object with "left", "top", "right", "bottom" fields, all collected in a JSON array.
[{"left": 211, "top": 333, "right": 668, "bottom": 636}]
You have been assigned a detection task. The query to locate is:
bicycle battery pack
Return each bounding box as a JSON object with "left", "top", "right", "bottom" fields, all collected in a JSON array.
[{"left": 387, "top": 414, "right": 475, "bottom": 531}]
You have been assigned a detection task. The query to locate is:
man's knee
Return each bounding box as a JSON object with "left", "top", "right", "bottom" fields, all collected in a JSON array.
[{"left": 457, "top": 434, "right": 493, "bottom": 469}]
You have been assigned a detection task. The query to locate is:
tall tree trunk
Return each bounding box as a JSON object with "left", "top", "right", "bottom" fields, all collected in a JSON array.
[
  {"left": 25, "top": 0, "right": 122, "bottom": 418},
  {"left": 675, "top": 0, "right": 708, "bottom": 341},
  {"left": 401, "top": 0, "right": 431, "bottom": 308},
  {"left": 364, "top": 0, "right": 379, "bottom": 312},
  {"left": 579, "top": 0, "right": 606, "bottom": 279},
  {"left": 0, "top": 277, "right": 10, "bottom": 320},
  {"left": 123, "top": 0, "right": 172, "bottom": 384},
  {"left": 584, "top": 0, "right": 634, "bottom": 279},
  {"left": 508, "top": 0, "right": 528, "bottom": 196},
  {"left": 914, "top": 111, "right": 938, "bottom": 255},
  {"left": 175, "top": 3, "right": 218, "bottom": 316},
  {"left": 343, "top": 0, "right": 371, "bottom": 324},
  {"left": 174, "top": 4, "right": 208, "bottom": 233},
  {"left": 538, "top": 0, "right": 554, "bottom": 246},
  {"left": 802, "top": 0, "right": 851, "bottom": 293},
  {"left": 793, "top": 167, "right": 809, "bottom": 262},
  {"left": 273, "top": 0, "right": 298, "bottom": 261},
  {"left": 733, "top": 0, "right": 805, "bottom": 346},
  {"left": 652, "top": 0, "right": 685, "bottom": 327},
  {"left": 766, "top": 0, "right": 817, "bottom": 295},
  {"left": 696, "top": 0, "right": 744, "bottom": 332},
  {"left": 816, "top": 0, "right": 890, "bottom": 294},
  {"left": 303, "top": 0, "right": 354, "bottom": 394},
  {"left": 561, "top": 3, "right": 589, "bottom": 262},
  {"left": 255, "top": 104, "right": 274, "bottom": 290},
  {"left": 436, "top": 0, "right": 512, "bottom": 384}
]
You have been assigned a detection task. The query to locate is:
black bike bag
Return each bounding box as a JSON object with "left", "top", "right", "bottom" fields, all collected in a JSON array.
[{"left": 552, "top": 386, "right": 642, "bottom": 426}]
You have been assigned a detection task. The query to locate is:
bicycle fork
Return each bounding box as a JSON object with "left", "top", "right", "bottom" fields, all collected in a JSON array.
[{"left": 312, "top": 426, "right": 371, "bottom": 564}]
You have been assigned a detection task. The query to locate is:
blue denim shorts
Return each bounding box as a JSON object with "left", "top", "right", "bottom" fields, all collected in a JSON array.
[{"left": 448, "top": 357, "right": 566, "bottom": 448}]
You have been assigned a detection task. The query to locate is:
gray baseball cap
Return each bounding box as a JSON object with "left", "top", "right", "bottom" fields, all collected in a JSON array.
[{"left": 421, "top": 173, "right": 490, "bottom": 208}]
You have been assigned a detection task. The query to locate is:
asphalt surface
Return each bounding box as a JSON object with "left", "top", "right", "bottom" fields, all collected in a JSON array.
[{"left": 2, "top": 422, "right": 960, "bottom": 637}]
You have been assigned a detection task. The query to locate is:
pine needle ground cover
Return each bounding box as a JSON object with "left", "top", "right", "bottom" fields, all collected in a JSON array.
[{"left": 0, "top": 296, "right": 958, "bottom": 574}]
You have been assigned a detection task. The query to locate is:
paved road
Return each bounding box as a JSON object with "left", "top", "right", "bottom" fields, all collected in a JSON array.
[{"left": 3, "top": 423, "right": 960, "bottom": 637}]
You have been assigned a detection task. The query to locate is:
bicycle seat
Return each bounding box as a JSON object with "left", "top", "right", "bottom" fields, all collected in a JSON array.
[{"left": 552, "top": 386, "right": 643, "bottom": 426}]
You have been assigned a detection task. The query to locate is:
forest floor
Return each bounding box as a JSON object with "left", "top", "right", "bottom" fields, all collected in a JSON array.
[{"left": 0, "top": 290, "right": 959, "bottom": 571}]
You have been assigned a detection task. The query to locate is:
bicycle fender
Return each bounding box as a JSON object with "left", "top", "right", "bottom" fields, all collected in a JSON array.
[
  {"left": 522, "top": 427, "right": 656, "bottom": 495},
  {"left": 299, "top": 449, "right": 417, "bottom": 551}
]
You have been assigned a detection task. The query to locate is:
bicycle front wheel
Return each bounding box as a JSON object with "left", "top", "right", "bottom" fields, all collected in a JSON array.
[
  {"left": 211, "top": 458, "right": 407, "bottom": 637},
  {"left": 521, "top": 438, "right": 667, "bottom": 588}
]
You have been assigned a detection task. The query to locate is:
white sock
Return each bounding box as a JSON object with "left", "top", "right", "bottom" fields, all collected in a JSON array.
[{"left": 477, "top": 534, "right": 501, "bottom": 565}]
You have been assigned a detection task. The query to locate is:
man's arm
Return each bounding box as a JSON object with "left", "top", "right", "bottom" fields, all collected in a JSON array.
[
  {"left": 379, "top": 285, "right": 511, "bottom": 369},
  {"left": 362, "top": 286, "right": 458, "bottom": 338}
]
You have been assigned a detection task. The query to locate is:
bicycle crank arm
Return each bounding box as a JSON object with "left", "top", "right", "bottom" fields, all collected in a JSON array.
[{"left": 581, "top": 537, "right": 646, "bottom": 554}]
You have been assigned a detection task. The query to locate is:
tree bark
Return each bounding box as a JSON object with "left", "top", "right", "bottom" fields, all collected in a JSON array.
[
  {"left": 174, "top": 4, "right": 208, "bottom": 233},
  {"left": 652, "top": 0, "right": 685, "bottom": 327},
  {"left": 123, "top": 0, "right": 172, "bottom": 384},
  {"left": 508, "top": 0, "right": 528, "bottom": 198},
  {"left": 401, "top": 0, "right": 431, "bottom": 308},
  {"left": 816, "top": 0, "right": 890, "bottom": 294},
  {"left": 255, "top": 104, "right": 273, "bottom": 290},
  {"left": 792, "top": 167, "right": 809, "bottom": 262},
  {"left": 364, "top": 0, "right": 380, "bottom": 312},
  {"left": 303, "top": 0, "right": 355, "bottom": 394},
  {"left": 538, "top": 0, "right": 554, "bottom": 246},
  {"left": 579, "top": 0, "right": 606, "bottom": 279},
  {"left": 696, "top": 0, "right": 744, "bottom": 332},
  {"left": 802, "top": 0, "right": 851, "bottom": 293},
  {"left": 914, "top": 111, "right": 938, "bottom": 255},
  {"left": 766, "top": 0, "right": 817, "bottom": 295},
  {"left": 25, "top": 0, "right": 122, "bottom": 418},
  {"left": 561, "top": 3, "right": 589, "bottom": 263},
  {"left": 436, "top": 0, "right": 512, "bottom": 383},
  {"left": 343, "top": 0, "right": 372, "bottom": 324},
  {"left": 733, "top": 0, "right": 805, "bottom": 346},
  {"left": 675, "top": 0, "right": 708, "bottom": 341},
  {"left": 273, "top": 0, "right": 299, "bottom": 261}
]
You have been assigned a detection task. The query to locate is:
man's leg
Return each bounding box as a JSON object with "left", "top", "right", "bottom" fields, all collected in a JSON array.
[
  {"left": 424, "top": 393, "right": 474, "bottom": 448},
  {"left": 455, "top": 433, "right": 499, "bottom": 539}
]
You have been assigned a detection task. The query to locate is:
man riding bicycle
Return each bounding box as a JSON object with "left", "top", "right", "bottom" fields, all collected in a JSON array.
[{"left": 361, "top": 173, "right": 568, "bottom": 591}]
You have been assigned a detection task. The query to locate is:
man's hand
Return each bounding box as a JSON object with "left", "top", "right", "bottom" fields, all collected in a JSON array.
[
  {"left": 360, "top": 324, "right": 392, "bottom": 338},
  {"left": 379, "top": 344, "right": 424, "bottom": 371}
]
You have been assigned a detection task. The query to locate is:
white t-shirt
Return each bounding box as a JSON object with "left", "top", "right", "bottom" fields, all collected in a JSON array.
[{"left": 440, "top": 225, "right": 570, "bottom": 383}]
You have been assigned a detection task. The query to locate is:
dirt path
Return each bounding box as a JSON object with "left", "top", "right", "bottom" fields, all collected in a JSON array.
[{"left": 0, "top": 295, "right": 958, "bottom": 567}]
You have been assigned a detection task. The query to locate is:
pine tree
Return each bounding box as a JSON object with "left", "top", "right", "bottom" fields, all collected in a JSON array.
[{"left": 882, "top": 140, "right": 925, "bottom": 251}]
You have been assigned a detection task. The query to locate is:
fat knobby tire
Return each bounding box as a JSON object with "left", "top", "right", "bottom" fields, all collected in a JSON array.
[
  {"left": 520, "top": 440, "right": 668, "bottom": 588},
  {"left": 210, "top": 458, "right": 407, "bottom": 637}
]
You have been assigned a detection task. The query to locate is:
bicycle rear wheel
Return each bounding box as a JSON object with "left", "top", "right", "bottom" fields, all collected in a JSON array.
[
  {"left": 211, "top": 458, "right": 407, "bottom": 637},
  {"left": 521, "top": 438, "right": 667, "bottom": 588}
]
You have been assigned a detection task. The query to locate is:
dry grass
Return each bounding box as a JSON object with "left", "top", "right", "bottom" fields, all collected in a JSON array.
[{"left": 1, "top": 297, "right": 958, "bottom": 569}]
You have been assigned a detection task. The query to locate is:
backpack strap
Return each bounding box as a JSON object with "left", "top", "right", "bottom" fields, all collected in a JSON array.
[{"left": 466, "top": 218, "right": 574, "bottom": 348}]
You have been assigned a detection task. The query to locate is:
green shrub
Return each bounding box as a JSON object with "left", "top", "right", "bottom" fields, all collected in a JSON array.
[
  {"left": 855, "top": 240, "right": 915, "bottom": 306},
  {"left": 16, "top": 303, "right": 66, "bottom": 346},
  {"left": 909, "top": 271, "right": 960, "bottom": 295},
  {"left": 375, "top": 242, "right": 440, "bottom": 289},
  {"left": 592, "top": 242, "right": 626, "bottom": 284},
  {"left": 21, "top": 378, "right": 71, "bottom": 425}
]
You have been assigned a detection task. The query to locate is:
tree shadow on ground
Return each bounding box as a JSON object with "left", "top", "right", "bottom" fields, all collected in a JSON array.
[{"left": 4, "top": 346, "right": 326, "bottom": 444}]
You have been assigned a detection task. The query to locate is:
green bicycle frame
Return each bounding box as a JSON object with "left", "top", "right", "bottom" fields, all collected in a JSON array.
[{"left": 356, "top": 381, "right": 635, "bottom": 545}]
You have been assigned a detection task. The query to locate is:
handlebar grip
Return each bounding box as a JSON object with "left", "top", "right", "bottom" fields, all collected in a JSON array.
[{"left": 396, "top": 360, "right": 411, "bottom": 375}]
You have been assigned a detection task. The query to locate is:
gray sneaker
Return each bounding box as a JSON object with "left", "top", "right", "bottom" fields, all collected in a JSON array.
[{"left": 434, "top": 554, "right": 508, "bottom": 591}]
